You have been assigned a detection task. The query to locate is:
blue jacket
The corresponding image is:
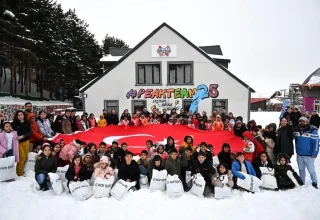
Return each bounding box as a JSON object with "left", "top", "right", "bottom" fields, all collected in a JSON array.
[
  {"left": 232, "top": 160, "right": 256, "bottom": 180},
  {"left": 294, "top": 125, "right": 319, "bottom": 157}
]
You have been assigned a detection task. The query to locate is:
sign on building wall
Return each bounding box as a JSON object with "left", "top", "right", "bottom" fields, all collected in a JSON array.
[
  {"left": 126, "top": 84, "right": 219, "bottom": 99},
  {"left": 151, "top": 45, "right": 177, "bottom": 57}
]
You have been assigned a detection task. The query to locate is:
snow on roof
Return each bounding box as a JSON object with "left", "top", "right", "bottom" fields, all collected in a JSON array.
[
  {"left": 308, "top": 75, "right": 320, "bottom": 84},
  {"left": 4, "top": 10, "right": 15, "bottom": 18},
  {"left": 207, "top": 54, "right": 230, "bottom": 60},
  {"left": 100, "top": 55, "right": 122, "bottom": 62},
  {"left": 251, "top": 91, "right": 275, "bottom": 98},
  {"left": 0, "top": 96, "right": 72, "bottom": 106},
  {"left": 268, "top": 98, "right": 282, "bottom": 104},
  {"left": 79, "top": 77, "right": 98, "bottom": 92}
]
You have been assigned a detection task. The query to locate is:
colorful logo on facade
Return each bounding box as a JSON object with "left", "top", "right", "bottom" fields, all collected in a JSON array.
[
  {"left": 157, "top": 45, "right": 171, "bottom": 56},
  {"left": 125, "top": 84, "right": 219, "bottom": 100}
]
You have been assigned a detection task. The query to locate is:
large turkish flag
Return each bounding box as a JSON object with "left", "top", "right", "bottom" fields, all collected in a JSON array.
[{"left": 52, "top": 125, "right": 244, "bottom": 155}]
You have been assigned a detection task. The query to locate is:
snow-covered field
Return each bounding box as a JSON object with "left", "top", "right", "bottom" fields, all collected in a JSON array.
[{"left": 0, "top": 112, "right": 319, "bottom": 220}]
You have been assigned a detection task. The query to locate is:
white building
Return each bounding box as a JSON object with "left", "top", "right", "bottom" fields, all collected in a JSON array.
[{"left": 80, "top": 23, "right": 255, "bottom": 122}]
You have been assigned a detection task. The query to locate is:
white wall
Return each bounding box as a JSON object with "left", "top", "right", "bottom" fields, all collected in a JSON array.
[{"left": 84, "top": 26, "right": 250, "bottom": 121}]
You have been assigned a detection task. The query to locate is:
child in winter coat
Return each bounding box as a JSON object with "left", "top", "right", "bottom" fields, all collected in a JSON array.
[
  {"left": 146, "top": 140, "right": 156, "bottom": 159},
  {"left": 165, "top": 136, "right": 176, "bottom": 153},
  {"left": 242, "top": 131, "right": 264, "bottom": 163},
  {"left": 213, "top": 115, "right": 224, "bottom": 131},
  {"left": 137, "top": 150, "right": 149, "bottom": 175},
  {"left": 251, "top": 127, "right": 267, "bottom": 150},
  {"left": 119, "top": 116, "right": 130, "bottom": 126},
  {"left": 51, "top": 143, "right": 64, "bottom": 167},
  {"left": 199, "top": 120, "right": 206, "bottom": 130},
  {"left": 140, "top": 114, "right": 148, "bottom": 126},
  {"left": 65, "top": 155, "right": 89, "bottom": 187},
  {"left": 187, "top": 119, "right": 195, "bottom": 128},
  {"left": 155, "top": 145, "right": 167, "bottom": 161},
  {"left": 218, "top": 143, "right": 232, "bottom": 170},
  {"left": 35, "top": 143, "right": 57, "bottom": 191},
  {"left": 59, "top": 139, "right": 84, "bottom": 165},
  {"left": 212, "top": 163, "right": 234, "bottom": 188},
  {"left": 192, "top": 152, "right": 216, "bottom": 197},
  {"left": 93, "top": 156, "right": 113, "bottom": 181},
  {"left": 0, "top": 122, "right": 19, "bottom": 162},
  {"left": 232, "top": 152, "right": 256, "bottom": 188},
  {"left": 205, "top": 118, "right": 213, "bottom": 131},
  {"left": 83, "top": 153, "right": 94, "bottom": 179},
  {"left": 167, "top": 117, "right": 174, "bottom": 125},
  {"left": 193, "top": 142, "right": 213, "bottom": 165},
  {"left": 165, "top": 148, "right": 188, "bottom": 180},
  {"left": 97, "top": 115, "right": 107, "bottom": 127},
  {"left": 148, "top": 155, "right": 165, "bottom": 182},
  {"left": 252, "top": 151, "right": 273, "bottom": 179},
  {"left": 37, "top": 111, "right": 55, "bottom": 138},
  {"left": 274, "top": 153, "right": 303, "bottom": 190},
  {"left": 118, "top": 151, "right": 141, "bottom": 190},
  {"left": 180, "top": 135, "right": 196, "bottom": 154},
  {"left": 191, "top": 115, "right": 199, "bottom": 128}
]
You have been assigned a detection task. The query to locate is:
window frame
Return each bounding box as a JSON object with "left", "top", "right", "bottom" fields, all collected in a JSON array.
[
  {"left": 182, "top": 99, "right": 197, "bottom": 113},
  {"left": 212, "top": 99, "right": 228, "bottom": 113},
  {"left": 167, "top": 61, "right": 194, "bottom": 85},
  {"left": 135, "top": 62, "right": 162, "bottom": 86},
  {"left": 131, "top": 100, "right": 147, "bottom": 114},
  {"left": 104, "top": 100, "right": 119, "bottom": 115}
]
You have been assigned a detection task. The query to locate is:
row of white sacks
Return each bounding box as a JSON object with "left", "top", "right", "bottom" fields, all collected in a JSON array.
[{"left": 1, "top": 155, "right": 279, "bottom": 202}]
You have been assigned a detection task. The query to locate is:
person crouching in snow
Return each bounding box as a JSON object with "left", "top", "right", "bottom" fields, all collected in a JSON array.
[
  {"left": 252, "top": 151, "right": 273, "bottom": 179},
  {"left": 213, "top": 115, "right": 224, "bottom": 131},
  {"left": 137, "top": 150, "right": 149, "bottom": 176},
  {"left": 118, "top": 151, "right": 140, "bottom": 190},
  {"left": 59, "top": 139, "right": 85, "bottom": 165},
  {"left": 97, "top": 115, "right": 107, "bottom": 127},
  {"left": 0, "top": 122, "right": 19, "bottom": 161},
  {"left": 274, "top": 153, "right": 303, "bottom": 190},
  {"left": 212, "top": 163, "right": 234, "bottom": 188},
  {"left": 65, "top": 155, "right": 89, "bottom": 187},
  {"left": 231, "top": 152, "right": 256, "bottom": 189},
  {"left": 155, "top": 144, "right": 167, "bottom": 161},
  {"left": 148, "top": 155, "right": 165, "bottom": 182},
  {"left": 218, "top": 143, "right": 232, "bottom": 170},
  {"left": 242, "top": 131, "right": 264, "bottom": 163},
  {"left": 205, "top": 118, "right": 213, "bottom": 131},
  {"left": 93, "top": 156, "right": 113, "bottom": 181},
  {"left": 83, "top": 153, "right": 94, "bottom": 179},
  {"left": 165, "top": 148, "right": 189, "bottom": 191},
  {"left": 192, "top": 152, "right": 216, "bottom": 197},
  {"left": 193, "top": 142, "right": 213, "bottom": 165},
  {"left": 35, "top": 143, "right": 57, "bottom": 191}
]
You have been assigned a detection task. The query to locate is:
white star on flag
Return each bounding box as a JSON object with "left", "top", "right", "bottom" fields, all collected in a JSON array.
[{"left": 154, "top": 138, "right": 179, "bottom": 146}]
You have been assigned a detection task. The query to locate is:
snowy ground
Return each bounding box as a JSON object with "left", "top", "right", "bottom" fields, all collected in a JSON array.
[{"left": 0, "top": 112, "right": 320, "bottom": 220}]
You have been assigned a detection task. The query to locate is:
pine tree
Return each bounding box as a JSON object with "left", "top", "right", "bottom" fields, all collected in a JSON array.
[{"left": 102, "top": 34, "right": 129, "bottom": 55}]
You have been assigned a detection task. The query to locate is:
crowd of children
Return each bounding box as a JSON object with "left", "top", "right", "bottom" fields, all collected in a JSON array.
[{"left": 0, "top": 103, "right": 319, "bottom": 196}]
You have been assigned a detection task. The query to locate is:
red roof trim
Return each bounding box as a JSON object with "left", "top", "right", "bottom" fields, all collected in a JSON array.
[{"left": 251, "top": 98, "right": 268, "bottom": 104}]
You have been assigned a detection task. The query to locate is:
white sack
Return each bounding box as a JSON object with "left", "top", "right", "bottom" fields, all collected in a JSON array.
[
  {"left": 237, "top": 172, "right": 262, "bottom": 193},
  {"left": 110, "top": 179, "right": 136, "bottom": 201},
  {"left": 69, "top": 180, "right": 93, "bottom": 201},
  {"left": 260, "top": 167, "right": 278, "bottom": 189},
  {"left": 0, "top": 156, "right": 16, "bottom": 182},
  {"left": 93, "top": 176, "right": 114, "bottom": 198},
  {"left": 23, "top": 152, "right": 37, "bottom": 172},
  {"left": 186, "top": 171, "right": 192, "bottom": 188},
  {"left": 48, "top": 172, "right": 64, "bottom": 195},
  {"left": 190, "top": 173, "right": 205, "bottom": 198},
  {"left": 149, "top": 169, "right": 167, "bottom": 192},
  {"left": 56, "top": 165, "right": 69, "bottom": 183},
  {"left": 166, "top": 174, "right": 184, "bottom": 198}
]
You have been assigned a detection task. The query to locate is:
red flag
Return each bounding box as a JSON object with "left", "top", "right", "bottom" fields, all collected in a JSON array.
[{"left": 53, "top": 125, "right": 244, "bottom": 155}]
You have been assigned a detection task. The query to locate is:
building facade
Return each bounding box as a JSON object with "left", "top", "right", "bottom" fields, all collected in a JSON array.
[{"left": 80, "top": 23, "right": 254, "bottom": 122}]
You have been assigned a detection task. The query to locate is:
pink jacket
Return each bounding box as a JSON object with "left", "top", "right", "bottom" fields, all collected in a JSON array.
[
  {"left": 0, "top": 131, "right": 19, "bottom": 162},
  {"left": 59, "top": 143, "right": 79, "bottom": 161},
  {"left": 93, "top": 165, "right": 114, "bottom": 179}
]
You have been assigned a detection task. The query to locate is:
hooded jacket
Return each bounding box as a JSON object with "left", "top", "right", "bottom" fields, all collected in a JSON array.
[
  {"left": 27, "top": 113, "right": 45, "bottom": 143},
  {"left": 234, "top": 124, "right": 247, "bottom": 138},
  {"left": 93, "top": 157, "right": 113, "bottom": 180},
  {"left": 179, "top": 135, "right": 195, "bottom": 154},
  {"left": 97, "top": 115, "right": 107, "bottom": 127},
  {"left": 213, "top": 115, "right": 224, "bottom": 131},
  {"left": 193, "top": 148, "right": 213, "bottom": 165},
  {"left": 148, "top": 156, "right": 165, "bottom": 180},
  {"left": 118, "top": 160, "right": 140, "bottom": 190},
  {"left": 218, "top": 145, "right": 232, "bottom": 170},
  {"left": 247, "top": 120, "right": 257, "bottom": 132},
  {"left": 310, "top": 114, "right": 320, "bottom": 128}
]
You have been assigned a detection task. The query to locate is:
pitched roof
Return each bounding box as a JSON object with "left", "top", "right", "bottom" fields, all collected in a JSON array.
[
  {"left": 109, "top": 48, "right": 131, "bottom": 56},
  {"left": 80, "top": 23, "right": 255, "bottom": 93},
  {"left": 251, "top": 98, "right": 269, "bottom": 104},
  {"left": 199, "top": 45, "right": 223, "bottom": 55},
  {"left": 303, "top": 67, "right": 320, "bottom": 85}
]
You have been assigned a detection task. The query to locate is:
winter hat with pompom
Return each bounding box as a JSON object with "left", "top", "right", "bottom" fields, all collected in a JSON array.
[{"left": 100, "top": 156, "right": 109, "bottom": 165}]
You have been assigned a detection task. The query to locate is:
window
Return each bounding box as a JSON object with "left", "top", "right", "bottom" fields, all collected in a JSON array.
[
  {"left": 168, "top": 62, "right": 193, "bottom": 85},
  {"left": 212, "top": 99, "right": 228, "bottom": 114},
  {"left": 182, "top": 99, "right": 197, "bottom": 113},
  {"left": 104, "top": 100, "right": 119, "bottom": 114},
  {"left": 136, "top": 63, "right": 161, "bottom": 85},
  {"left": 132, "top": 100, "right": 147, "bottom": 114}
]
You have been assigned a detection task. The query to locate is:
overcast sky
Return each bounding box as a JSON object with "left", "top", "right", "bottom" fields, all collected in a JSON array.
[{"left": 57, "top": 0, "right": 320, "bottom": 97}]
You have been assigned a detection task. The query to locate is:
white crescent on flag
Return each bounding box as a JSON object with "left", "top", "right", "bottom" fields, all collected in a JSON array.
[{"left": 103, "top": 134, "right": 155, "bottom": 145}]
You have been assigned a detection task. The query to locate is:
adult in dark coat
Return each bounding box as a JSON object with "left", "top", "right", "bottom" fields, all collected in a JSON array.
[
  {"left": 276, "top": 117, "right": 294, "bottom": 158},
  {"left": 51, "top": 115, "right": 63, "bottom": 134},
  {"left": 309, "top": 111, "right": 320, "bottom": 128},
  {"left": 107, "top": 109, "right": 119, "bottom": 125},
  {"left": 35, "top": 144, "right": 57, "bottom": 191},
  {"left": 234, "top": 120, "right": 247, "bottom": 138},
  {"left": 252, "top": 151, "right": 273, "bottom": 179},
  {"left": 118, "top": 151, "right": 140, "bottom": 190},
  {"left": 65, "top": 155, "right": 89, "bottom": 187},
  {"left": 290, "top": 108, "right": 302, "bottom": 129}
]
